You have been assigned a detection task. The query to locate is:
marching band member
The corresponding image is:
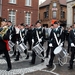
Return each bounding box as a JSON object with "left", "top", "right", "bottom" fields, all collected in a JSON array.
[
  {"left": 19, "top": 23, "right": 29, "bottom": 59},
  {"left": 68, "top": 23, "right": 75, "bottom": 70},
  {"left": 45, "top": 24, "right": 53, "bottom": 58},
  {"left": 30, "top": 20, "right": 44, "bottom": 64},
  {"left": 46, "top": 21, "right": 64, "bottom": 68},
  {"left": 15, "top": 23, "right": 30, "bottom": 61},
  {"left": 26, "top": 25, "right": 33, "bottom": 50},
  {"left": 0, "top": 18, "right": 12, "bottom": 71},
  {"left": 14, "top": 24, "right": 20, "bottom": 61},
  {"left": 67, "top": 26, "right": 72, "bottom": 53},
  {"left": 7, "top": 21, "right": 16, "bottom": 57}
]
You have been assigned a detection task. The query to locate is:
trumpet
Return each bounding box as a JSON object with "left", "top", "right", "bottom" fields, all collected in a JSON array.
[{"left": 0, "top": 26, "right": 8, "bottom": 37}]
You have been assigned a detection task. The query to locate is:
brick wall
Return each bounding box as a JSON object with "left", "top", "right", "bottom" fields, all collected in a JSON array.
[{"left": 2, "top": 0, "right": 39, "bottom": 25}]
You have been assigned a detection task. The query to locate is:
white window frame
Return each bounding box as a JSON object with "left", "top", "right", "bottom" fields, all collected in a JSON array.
[
  {"left": 9, "top": 0, "right": 16, "bottom": 4},
  {"left": 25, "top": 0, "right": 31, "bottom": 6},
  {"left": 53, "top": 2, "right": 57, "bottom": 8},
  {"left": 25, "top": 12, "right": 31, "bottom": 25},
  {"left": 8, "top": 10, "right": 16, "bottom": 25},
  {"left": 53, "top": 11, "right": 57, "bottom": 19}
]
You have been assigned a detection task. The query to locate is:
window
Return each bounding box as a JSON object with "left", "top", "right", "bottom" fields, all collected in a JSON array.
[
  {"left": 44, "top": 11, "right": 49, "bottom": 18},
  {"left": 61, "top": 11, "right": 65, "bottom": 19},
  {"left": 25, "top": 12, "right": 31, "bottom": 25},
  {"left": 0, "top": 0, "right": 2, "bottom": 4},
  {"left": 46, "top": 6, "right": 49, "bottom": 11},
  {"left": 8, "top": 10, "right": 16, "bottom": 25},
  {"left": 53, "top": 2, "right": 57, "bottom": 8},
  {"left": 53, "top": 11, "right": 57, "bottom": 19},
  {"left": 9, "top": 0, "right": 16, "bottom": 4},
  {"left": 25, "top": 0, "right": 31, "bottom": 6}
]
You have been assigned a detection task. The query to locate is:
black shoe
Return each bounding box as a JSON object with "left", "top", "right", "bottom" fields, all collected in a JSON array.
[
  {"left": 68, "top": 66, "right": 73, "bottom": 70},
  {"left": 41, "top": 59, "right": 44, "bottom": 63},
  {"left": 6, "top": 68, "right": 11, "bottom": 71},
  {"left": 14, "top": 58, "right": 19, "bottom": 61},
  {"left": 30, "top": 61, "right": 35, "bottom": 65},
  {"left": 46, "top": 65, "right": 52, "bottom": 68},
  {"left": 11, "top": 54, "right": 16, "bottom": 57},
  {"left": 25, "top": 54, "right": 29, "bottom": 59}
]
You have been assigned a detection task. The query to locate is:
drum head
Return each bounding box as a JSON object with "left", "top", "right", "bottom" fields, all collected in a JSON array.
[{"left": 54, "top": 46, "right": 62, "bottom": 54}]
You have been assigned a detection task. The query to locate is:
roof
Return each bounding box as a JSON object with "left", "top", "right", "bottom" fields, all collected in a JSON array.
[
  {"left": 39, "top": 0, "right": 51, "bottom": 7},
  {"left": 39, "top": 0, "right": 66, "bottom": 8},
  {"left": 59, "top": 0, "right": 66, "bottom": 6}
]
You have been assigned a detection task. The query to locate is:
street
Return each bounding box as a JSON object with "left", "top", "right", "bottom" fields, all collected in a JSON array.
[{"left": 0, "top": 42, "right": 75, "bottom": 75}]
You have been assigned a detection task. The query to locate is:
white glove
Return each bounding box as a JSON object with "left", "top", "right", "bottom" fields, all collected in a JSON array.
[
  {"left": 16, "top": 41, "right": 19, "bottom": 44},
  {"left": 32, "top": 39, "right": 34, "bottom": 43},
  {"left": 60, "top": 42, "right": 63, "bottom": 47},
  {"left": 71, "top": 43, "right": 75, "bottom": 47},
  {"left": 9, "top": 35, "right": 11, "bottom": 40},
  {"left": 21, "top": 38, "right": 24, "bottom": 42},
  {"left": 38, "top": 39, "right": 42, "bottom": 42},
  {"left": 49, "top": 43, "right": 53, "bottom": 47}
]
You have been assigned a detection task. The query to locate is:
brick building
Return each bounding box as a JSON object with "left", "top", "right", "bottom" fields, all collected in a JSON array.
[
  {"left": 0, "top": 0, "right": 39, "bottom": 25},
  {"left": 39, "top": 0, "right": 67, "bottom": 27}
]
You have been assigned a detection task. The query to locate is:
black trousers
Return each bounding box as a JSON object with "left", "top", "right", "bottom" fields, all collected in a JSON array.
[
  {"left": 28, "top": 39, "right": 32, "bottom": 50},
  {"left": 46, "top": 42, "right": 50, "bottom": 57},
  {"left": 49, "top": 47, "right": 55, "bottom": 66},
  {"left": 31, "top": 41, "right": 44, "bottom": 64},
  {"left": 3, "top": 49, "right": 12, "bottom": 69},
  {"left": 69, "top": 47, "right": 75, "bottom": 68}
]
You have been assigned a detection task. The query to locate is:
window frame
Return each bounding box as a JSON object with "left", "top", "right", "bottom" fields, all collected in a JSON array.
[
  {"left": 8, "top": 10, "right": 16, "bottom": 25},
  {"left": 53, "top": 2, "right": 57, "bottom": 8},
  {"left": 52, "top": 11, "right": 57, "bottom": 19},
  {"left": 25, "top": 12, "right": 31, "bottom": 25},
  {"left": 9, "top": 0, "right": 16, "bottom": 4},
  {"left": 25, "top": 0, "right": 32, "bottom": 6}
]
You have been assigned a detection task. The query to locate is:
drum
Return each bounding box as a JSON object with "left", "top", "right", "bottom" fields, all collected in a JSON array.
[
  {"left": 54, "top": 46, "right": 68, "bottom": 66},
  {"left": 16, "top": 42, "right": 28, "bottom": 52},
  {"left": 54, "top": 46, "right": 67, "bottom": 58},
  {"left": 8, "top": 41, "right": 15, "bottom": 48},
  {"left": 32, "top": 43, "right": 45, "bottom": 59}
]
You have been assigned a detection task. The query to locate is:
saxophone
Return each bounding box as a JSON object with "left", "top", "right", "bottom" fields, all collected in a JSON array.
[{"left": 0, "top": 26, "right": 8, "bottom": 37}]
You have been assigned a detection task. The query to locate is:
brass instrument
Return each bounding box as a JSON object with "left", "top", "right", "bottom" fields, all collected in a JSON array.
[{"left": 0, "top": 26, "right": 8, "bottom": 37}]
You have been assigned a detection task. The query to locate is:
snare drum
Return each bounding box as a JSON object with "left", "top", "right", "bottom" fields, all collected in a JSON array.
[
  {"left": 54, "top": 46, "right": 67, "bottom": 58},
  {"left": 54, "top": 46, "right": 68, "bottom": 66},
  {"left": 8, "top": 41, "right": 15, "bottom": 48},
  {"left": 16, "top": 42, "right": 28, "bottom": 52},
  {"left": 32, "top": 43, "right": 45, "bottom": 59}
]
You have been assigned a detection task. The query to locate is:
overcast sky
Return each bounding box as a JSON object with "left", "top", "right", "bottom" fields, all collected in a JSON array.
[{"left": 39, "top": 0, "right": 46, "bottom": 5}]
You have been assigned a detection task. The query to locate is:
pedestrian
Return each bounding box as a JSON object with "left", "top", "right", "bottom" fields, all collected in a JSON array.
[{"left": 45, "top": 24, "right": 53, "bottom": 58}]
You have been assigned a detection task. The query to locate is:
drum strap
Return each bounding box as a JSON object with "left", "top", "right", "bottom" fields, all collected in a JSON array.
[
  {"left": 36, "top": 30, "right": 40, "bottom": 41},
  {"left": 20, "top": 30, "right": 23, "bottom": 40},
  {"left": 54, "top": 33, "right": 61, "bottom": 45}
]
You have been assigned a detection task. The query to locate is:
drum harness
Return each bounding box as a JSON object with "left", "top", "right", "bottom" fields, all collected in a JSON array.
[
  {"left": 16, "top": 30, "right": 28, "bottom": 53},
  {"left": 53, "top": 32, "right": 68, "bottom": 66},
  {"left": 32, "top": 30, "right": 45, "bottom": 60}
]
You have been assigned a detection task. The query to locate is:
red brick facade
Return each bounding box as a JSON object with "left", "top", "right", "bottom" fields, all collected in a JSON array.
[
  {"left": 39, "top": 0, "right": 67, "bottom": 27},
  {"left": 1, "top": 0, "right": 39, "bottom": 25}
]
